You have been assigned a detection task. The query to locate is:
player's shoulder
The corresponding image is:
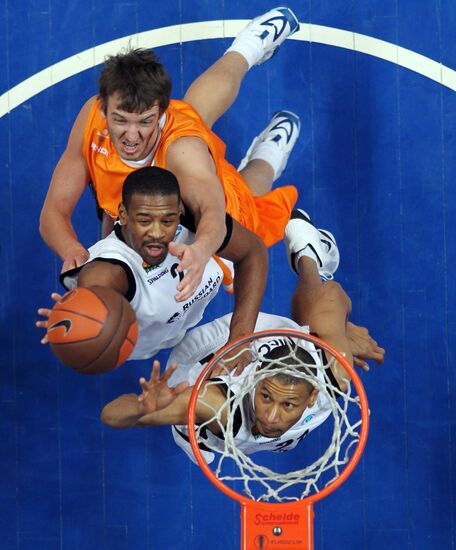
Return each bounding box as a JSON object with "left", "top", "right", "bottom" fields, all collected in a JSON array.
[
  {"left": 75, "top": 96, "right": 98, "bottom": 124},
  {"left": 167, "top": 135, "right": 209, "bottom": 158},
  {"left": 88, "top": 228, "right": 135, "bottom": 260}
]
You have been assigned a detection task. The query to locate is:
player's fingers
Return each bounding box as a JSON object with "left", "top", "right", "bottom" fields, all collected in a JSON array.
[
  {"left": 176, "top": 266, "right": 204, "bottom": 299},
  {"left": 37, "top": 307, "right": 52, "bottom": 318},
  {"left": 138, "top": 392, "right": 148, "bottom": 402},
  {"left": 149, "top": 360, "right": 161, "bottom": 382},
  {"left": 174, "top": 280, "right": 199, "bottom": 302},
  {"left": 353, "top": 357, "right": 370, "bottom": 371},
  {"left": 51, "top": 292, "right": 63, "bottom": 303},
  {"left": 75, "top": 255, "right": 89, "bottom": 268},
  {"left": 233, "top": 364, "right": 245, "bottom": 376},
  {"left": 40, "top": 334, "right": 49, "bottom": 345},
  {"left": 174, "top": 247, "right": 193, "bottom": 273},
  {"left": 138, "top": 390, "right": 149, "bottom": 402},
  {"left": 173, "top": 381, "right": 189, "bottom": 395},
  {"left": 168, "top": 241, "right": 184, "bottom": 259},
  {"left": 175, "top": 256, "right": 189, "bottom": 272},
  {"left": 373, "top": 347, "right": 386, "bottom": 364},
  {"left": 61, "top": 260, "right": 77, "bottom": 272},
  {"left": 162, "top": 364, "right": 177, "bottom": 381},
  {"left": 139, "top": 377, "right": 149, "bottom": 395}
]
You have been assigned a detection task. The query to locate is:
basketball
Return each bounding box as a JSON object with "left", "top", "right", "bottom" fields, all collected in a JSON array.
[{"left": 47, "top": 286, "right": 138, "bottom": 374}]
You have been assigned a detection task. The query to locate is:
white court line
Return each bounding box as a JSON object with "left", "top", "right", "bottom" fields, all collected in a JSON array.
[{"left": 1, "top": 21, "right": 455, "bottom": 119}]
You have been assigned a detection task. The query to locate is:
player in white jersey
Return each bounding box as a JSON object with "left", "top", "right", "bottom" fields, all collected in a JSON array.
[
  {"left": 169, "top": 312, "right": 336, "bottom": 464},
  {"left": 37, "top": 166, "right": 267, "bottom": 368},
  {"left": 100, "top": 210, "right": 385, "bottom": 463},
  {"left": 62, "top": 223, "right": 227, "bottom": 360}
]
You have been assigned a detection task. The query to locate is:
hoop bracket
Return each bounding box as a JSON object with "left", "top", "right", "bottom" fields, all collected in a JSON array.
[{"left": 241, "top": 500, "right": 314, "bottom": 549}]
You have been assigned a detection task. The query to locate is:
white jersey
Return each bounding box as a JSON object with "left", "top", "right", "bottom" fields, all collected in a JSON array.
[
  {"left": 168, "top": 313, "right": 333, "bottom": 464},
  {"left": 62, "top": 224, "right": 231, "bottom": 360}
]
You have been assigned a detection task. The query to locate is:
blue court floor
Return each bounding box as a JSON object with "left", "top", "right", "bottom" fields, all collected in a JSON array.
[{"left": 1, "top": 1, "right": 455, "bottom": 548}]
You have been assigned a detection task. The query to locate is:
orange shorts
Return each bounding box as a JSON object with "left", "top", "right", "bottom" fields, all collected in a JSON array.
[{"left": 220, "top": 160, "right": 298, "bottom": 247}]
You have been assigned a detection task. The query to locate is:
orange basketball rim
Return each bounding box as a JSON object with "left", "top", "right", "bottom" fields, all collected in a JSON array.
[{"left": 187, "top": 329, "right": 370, "bottom": 550}]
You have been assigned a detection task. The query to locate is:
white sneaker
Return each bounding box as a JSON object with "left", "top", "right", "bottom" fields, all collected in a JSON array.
[
  {"left": 317, "top": 228, "right": 340, "bottom": 280},
  {"left": 237, "top": 110, "right": 301, "bottom": 180},
  {"left": 225, "top": 7, "right": 300, "bottom": 68},
  {"left": 284, "top": 209, "right": 340, "bottom": 280}
]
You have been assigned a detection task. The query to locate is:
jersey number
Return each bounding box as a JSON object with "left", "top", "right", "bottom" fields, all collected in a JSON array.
[
  {"left": 170, "top": 263, "right": 184, "bottom": 282},
  {"left": 274, "top": 429, "right": 310, "bottom": 451}
]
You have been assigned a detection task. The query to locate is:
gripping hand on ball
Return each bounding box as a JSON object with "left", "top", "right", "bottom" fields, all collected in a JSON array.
[
  {"left": 36, "top": 293, "right": 63, "bottom": 344},
  {"left": 138, "top": 360, "right": 189, "bottom": 414}
]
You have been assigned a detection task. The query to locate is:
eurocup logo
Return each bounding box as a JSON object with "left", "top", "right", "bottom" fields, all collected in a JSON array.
[{"left": 254, "top": 534, "right": 269, "bottom": 549}]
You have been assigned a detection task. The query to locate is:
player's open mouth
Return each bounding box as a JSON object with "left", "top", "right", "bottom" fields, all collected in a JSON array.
[
  {"left": 257, "top": 422, "right": 280, "bottom": 437},
  {"left": 122, "top": 141, "right": 140, "bottom": 155},
  {"left": 144, "top": 243, "right": 165, "bottom": 258}
]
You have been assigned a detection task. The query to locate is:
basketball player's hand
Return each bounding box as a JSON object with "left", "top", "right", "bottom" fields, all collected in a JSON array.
[
  {"left": 346, "top": 322, "right": 385, "bottom": 371},
  {"left": 35, "top": 292, "right": 64, "bottom": 344},
  {"left": 138, "top": 360, "right": 189, "bottom": 413},
  {"left": 168, "top": 241, "right": 209, "bottom": 302},
  {"left": 211, "top": 344, "right": 252, "bottom": 377},
  {"left": 61, "top": 245, "right": 90, "bottom": 273}
]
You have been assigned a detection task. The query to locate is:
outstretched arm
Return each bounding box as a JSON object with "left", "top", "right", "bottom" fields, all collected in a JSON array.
[
  {"left": 39, "top": 98, "right": 95, "bottom": 272},
  {"left": 208, "top": 219, "right": 268, "bottom": 376},
  {"left": 305, "top": 280, "right": 354, "bottom": 391},
  {"left": 217, "top": 219, "right": 268, "bottom": 372},
  {"left": 165, "top": 137, "right": 228, "bottom": 302},
  {"left": 36, "top": 260, "right": 129, "bottom": 344},
  {"left": 100, "top": 361, "right": 226, "bottom": 429},
  {"left": 346, "top": 322, "right": 385, "bottom": 370},
  {"left": 291, "top": 256, "right": 384, "bottom": 380}
]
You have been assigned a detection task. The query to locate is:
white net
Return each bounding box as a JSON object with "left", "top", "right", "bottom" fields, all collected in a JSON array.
[{"left": 191, "top": 331, "right": 367, "bottom": 503}]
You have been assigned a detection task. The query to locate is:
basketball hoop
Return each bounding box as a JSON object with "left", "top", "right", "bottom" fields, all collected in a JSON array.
[{"left": 187, "top": 329, "right": 369, "bottom": 550}]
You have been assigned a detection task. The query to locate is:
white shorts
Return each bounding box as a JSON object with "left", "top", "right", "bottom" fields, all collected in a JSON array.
[{"left": 167, "top": 312, "right": 308, "bottom": 386}]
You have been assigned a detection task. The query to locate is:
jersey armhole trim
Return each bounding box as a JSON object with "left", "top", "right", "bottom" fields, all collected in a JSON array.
[
  {"left": 216, "top": 214, "right": 233, "bottom": 253},
  {"left": 59, "top": 258, "right": 136, "bottom": 302}
]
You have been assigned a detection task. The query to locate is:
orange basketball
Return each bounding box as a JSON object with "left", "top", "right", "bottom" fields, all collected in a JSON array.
[{"left": 47, "top": 286, "right": 138, "bottom": 374}]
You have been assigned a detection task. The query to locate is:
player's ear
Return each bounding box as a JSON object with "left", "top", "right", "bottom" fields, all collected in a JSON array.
[
  {"left": 308, "top": 388, "right": 319, "bottom": 408},
  {"left": 178, "top": 199, "right": 184, "bottom": 216},
  {"left": 118, "top": 203, "right": 127, "bottom": 225}
]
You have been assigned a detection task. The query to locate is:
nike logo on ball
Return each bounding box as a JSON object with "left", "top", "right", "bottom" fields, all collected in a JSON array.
[{"left": 48, "top": 319, "right": 72, "bottom": 336}]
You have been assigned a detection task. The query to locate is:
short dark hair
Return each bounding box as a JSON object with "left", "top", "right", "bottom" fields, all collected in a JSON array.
[
  {"left": 260, "top": 344, "right": 317, "bottom": 394},
  {"left": 99, "top": 48, "right": 172, "bottom": 113},
  {"left": 122, "top": 167, "right": 181, "bottom": 210}
]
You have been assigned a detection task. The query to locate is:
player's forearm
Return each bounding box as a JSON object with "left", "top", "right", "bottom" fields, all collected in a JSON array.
[
  {"left": 228, "top": 239, "right": 268, "bottom": 340},
  {"left": 308, "top": 283, "right": 351, "bottom": 347},
  {"left": 102, "top": 389, "right": 192, "bottom": 428},
  {"left": 308, "top": 282, "right": 353, "bottom": 388},
  {"left": 39, "top": 205, "right": 85, "bottom": 260},
  {"left": 100, "top": 394, "right": 147, "bottom": 428},
  {"left": 193, "top": 208, "right": 226, "bottom": 257}
]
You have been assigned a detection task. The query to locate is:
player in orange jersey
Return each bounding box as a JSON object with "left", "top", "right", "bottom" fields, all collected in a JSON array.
[{"left": 40, "top": 7, "right": 301, "bottom": 303}]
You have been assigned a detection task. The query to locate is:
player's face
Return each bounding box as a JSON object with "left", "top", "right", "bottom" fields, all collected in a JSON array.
[
  {"left": 119, "top": 192, "right": 181, "bottom": 266},
  {"left": 253, "top": 378, "right": 318, "bottom": 438},
  {"left": 106, "top": 93, "right": 162, "bottom": 161}
]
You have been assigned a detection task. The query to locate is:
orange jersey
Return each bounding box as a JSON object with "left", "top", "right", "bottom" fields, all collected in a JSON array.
[{"left": 83, "top": 99, "right": 297, "bottom": 247}]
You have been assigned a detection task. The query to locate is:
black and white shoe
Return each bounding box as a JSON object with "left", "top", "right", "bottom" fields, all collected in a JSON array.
[
  {"left": 237, "top": 110, "right": 301, "bottom": 180},
  {"left": 284, "top": 209, "right": 340, "bottom": 280},
  {"left": 226, "top": 7, "right": 300, "bottom": 67}
]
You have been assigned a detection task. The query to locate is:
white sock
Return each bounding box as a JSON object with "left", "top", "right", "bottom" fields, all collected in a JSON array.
[
  {"left": 245, "top": 141, "right": 284, "bottom": 181},
  {"left": 225, "top": 37, "right": 263, "bottom": 70}
]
